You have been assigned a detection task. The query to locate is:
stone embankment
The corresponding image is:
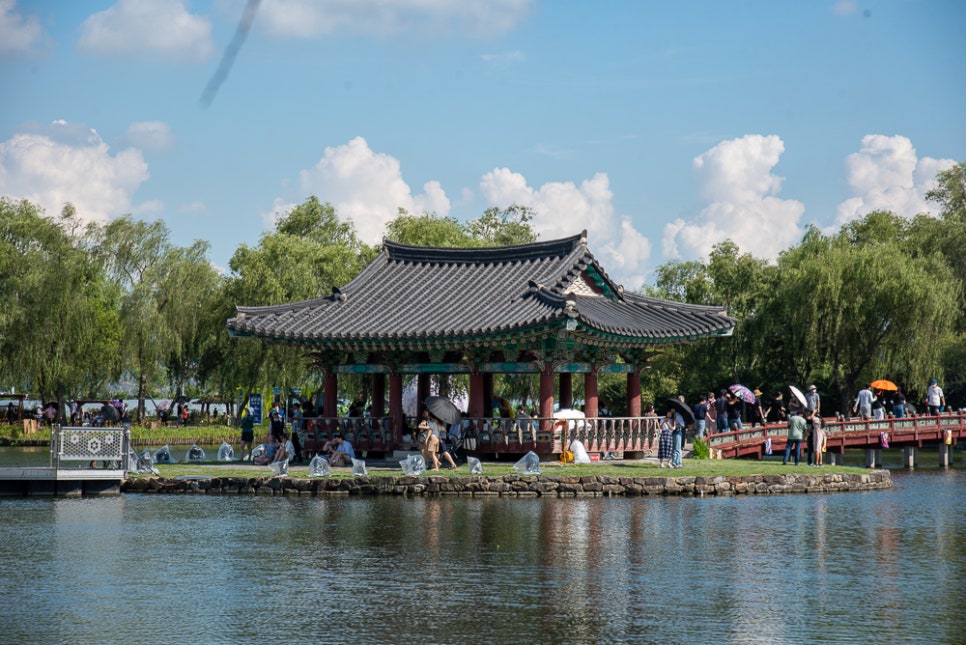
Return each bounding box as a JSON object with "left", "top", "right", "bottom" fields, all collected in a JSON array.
[{"left": 123, "top": 471, "right": 892, "bottom": 497}]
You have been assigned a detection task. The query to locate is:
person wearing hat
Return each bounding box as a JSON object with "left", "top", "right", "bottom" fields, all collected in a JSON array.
[
  {"left": 926, "top": 379, "right": 945, "bottom": 416},
  {"left": 805, "top": 385, "right": 820, "bottom": 416},
  {"left": 750, "top": 389, "right": 765, "bottom": 427}
]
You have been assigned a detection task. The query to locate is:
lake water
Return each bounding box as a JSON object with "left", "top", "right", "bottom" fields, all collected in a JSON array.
[{"left": 0, "top": 450, "right": 963, "bottom": 645}]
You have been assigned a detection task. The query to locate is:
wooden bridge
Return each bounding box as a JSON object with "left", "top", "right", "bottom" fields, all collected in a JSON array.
[{"left": 706, "top": 412, "right": 965, "bottom": 467}]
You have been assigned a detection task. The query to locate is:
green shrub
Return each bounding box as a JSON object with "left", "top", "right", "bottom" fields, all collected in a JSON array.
[{"left": 691, "top": 437, "right": 710, "bottom": 459}]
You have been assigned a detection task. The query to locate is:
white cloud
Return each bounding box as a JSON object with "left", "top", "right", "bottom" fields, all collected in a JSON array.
[
  {"left": 662, "top": 134, "right": 805, "bottom": 262},
  {"left": 0, "top": 120, "right": 149, "bottom": 225},
  {"left": 0, "top": 0, "right": 44, "bottom": 57},
  {"left": 78, "top": 0, "right": 214, "bottom": 62},
  {"left": 121, "top": 121, "right": 174, "bottom": 152},
  {"left": 287, "top": 137, "right": 649, "bottom": 287},
  {"left": 833, "top": 134, "right": 957, "bottom": 228},
  {"left": 831, "top": 1, "right": 859, "bottom": 16},
  {"left": 295, "top": 136, "right": 451, "bottom": 243},
  {"left": 480, "top": 168, "right": 651, "bottom": 289},
  {"left": 257, "top": 0, "right": 533, "bottom": 38}
]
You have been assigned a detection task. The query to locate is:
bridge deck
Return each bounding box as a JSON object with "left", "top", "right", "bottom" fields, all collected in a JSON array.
[{"left": 707, "top": 413, "right": 965, "bottom": 459}]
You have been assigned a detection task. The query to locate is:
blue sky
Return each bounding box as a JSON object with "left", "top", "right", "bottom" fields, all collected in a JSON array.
[{"left": 2, "top": 0, "right": 964, "bottom": 289}]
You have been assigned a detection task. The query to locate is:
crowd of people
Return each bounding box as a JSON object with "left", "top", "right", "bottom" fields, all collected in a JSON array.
[
  {"left": 241, "top": 399, "right": 359, "bottom": 468},
  {"left": 662, "top": 377, "right": 951, "bottom": 466}
]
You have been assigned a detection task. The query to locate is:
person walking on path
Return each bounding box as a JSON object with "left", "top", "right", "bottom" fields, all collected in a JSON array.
[
  {"left": 926, "top": 379, "right": 945, "bottom": 416},
  {"left": 692, "top": 395, "right": 711, "bottom": 440},
  {"left": 892, "top": 389, "right": 907, "bottom": 419},
  {"left": 853, "top": 385, "right": 874, "bottom": 420},
  {"left": 240, "top": 407, "right": 255, "bottom": 461}
]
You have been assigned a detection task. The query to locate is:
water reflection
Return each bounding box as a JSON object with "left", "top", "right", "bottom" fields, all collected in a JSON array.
[{"left": 0, "top": 468, "right": 964, "bottom": 643}]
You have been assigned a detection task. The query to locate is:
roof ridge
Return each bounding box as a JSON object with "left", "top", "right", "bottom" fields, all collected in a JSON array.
[{"left": 383, "top": 232, "right": 586, "bottom": 264}]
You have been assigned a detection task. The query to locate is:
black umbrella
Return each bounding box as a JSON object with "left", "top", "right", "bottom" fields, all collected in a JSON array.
[
  {"left": 665, "top": 398, "right": 696, "bottom": 425},
  {"left": 424, "top": 396, "right": 463, "bottom": 426},
  {"left": 101, "top": 403, "right": 119, "bottom": 421}
]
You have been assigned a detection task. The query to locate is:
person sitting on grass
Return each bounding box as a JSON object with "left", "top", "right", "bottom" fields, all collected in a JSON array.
[
  {"left": 274, "top": 431, "right": 294, "bottom": 464},
  {"left": 253, "top": 434, "right": 277, "bottom": 465},
  {"left": 327, "top": 435, "right": 355, "bottom": 467}
]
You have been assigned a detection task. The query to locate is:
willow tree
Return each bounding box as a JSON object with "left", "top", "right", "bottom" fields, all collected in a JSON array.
[
  {"left": 97, "top": 216, "right": 180, "bottom": 420},
  {"left": 918, "top": 161, "right": 966, "bottom": 400},
  {"left": 0, "top": 200, "right": 121, "bottom": 418},
  {"left": 765, "top": 216, "right": 957, "bottom": 413},
  {"left": 159, "top": 241, "right": 224, "bottom": 406},
  {"left": 220, "top": 197, "right": 374, "bottom": 408},
  {"left": 648, "top": 241, "right": 770, "bottom": 399}
]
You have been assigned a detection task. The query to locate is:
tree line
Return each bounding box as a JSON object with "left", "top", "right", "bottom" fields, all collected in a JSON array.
[{"left": 1, "top": 163, "right": 963, "bottom": 421}]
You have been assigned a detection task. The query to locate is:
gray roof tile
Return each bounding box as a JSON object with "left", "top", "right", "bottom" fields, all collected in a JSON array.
[{"left": 226, "top": 232, "right": 735, "bottom": 347}]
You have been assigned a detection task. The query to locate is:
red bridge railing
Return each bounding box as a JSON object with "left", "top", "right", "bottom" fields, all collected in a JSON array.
[{"left": 707, "top": 412, "right": 966, "bottom": 460}]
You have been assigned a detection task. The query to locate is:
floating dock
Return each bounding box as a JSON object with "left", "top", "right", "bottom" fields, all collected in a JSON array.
[{"left": 0, "top": 426, "right": 129, "bottom": 497}]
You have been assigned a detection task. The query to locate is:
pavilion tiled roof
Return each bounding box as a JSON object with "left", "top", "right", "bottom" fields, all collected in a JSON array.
[{"left": 226, "top": 232, "right": 735, "bottom": 349}]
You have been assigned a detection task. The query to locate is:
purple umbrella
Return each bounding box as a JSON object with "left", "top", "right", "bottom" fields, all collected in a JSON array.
[{"left": 729, "top": 384, "right": 757, "bottom": 404}]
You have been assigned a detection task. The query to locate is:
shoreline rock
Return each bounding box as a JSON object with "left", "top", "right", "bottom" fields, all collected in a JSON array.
[{"left": 122, "top": 470, "right": 892, "bottom": 497}]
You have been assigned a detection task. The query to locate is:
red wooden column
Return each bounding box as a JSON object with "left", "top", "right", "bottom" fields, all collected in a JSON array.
[
  {"left": 371, "top": 373, "right": 386, "bottom": 418},
  {"left": 469, "top": 373, "right": 485, "bottom": 419},
  {"left": 417, "top": 374, "right": 430, "bottom": 416},
  {"left": 324, "top": 371, "right": 339, "bottom": 434},
  {"left": 584, "top": 372, "right": 599, "bottom": 418},
  {"left": 626, "top": 372, "right": 641, "bottom": 418},
  {"left": 389, "top": 372, "right": 403, "bottom": 444},
  {"left": 559, "top": 373, "right": 573, "bottom": 409},
  {"left": 539, "top": 367, "right": 555, "bottom": 430},
  {"left": 483, "top": 373, "right": 495, "bottom": 417}
]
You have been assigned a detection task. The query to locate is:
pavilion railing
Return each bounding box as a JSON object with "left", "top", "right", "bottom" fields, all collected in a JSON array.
[{"left": 296, "top": 414, "right": 663, "bottom": 456}]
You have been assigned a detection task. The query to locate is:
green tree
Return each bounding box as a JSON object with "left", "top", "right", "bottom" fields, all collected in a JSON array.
[
  {"left": 97, "top": 216, "right": 179, "bottom": 420},
  {"left": 0, "top": 200, "right": 121, "bottom": 419},
  {"left": 159, "top": 241, "right": 224, "bottom": 405},
  {"left": 765, "top": 217, "right": 957, "bottom": 412},
  {"left": 219, "top": 197, "right": 373, "bottom": 407},
  {"left": 469, "top": 204, "right": 538, "bottom": 246},
  {"left": 648, "top": 241, "right": 770, "bottom": 398},
  {"left": 921, "top": 162, "right": 966, "bottom": 400},
  {"left": 385, "top": 209, "right": 475, "bottom": 247}
]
